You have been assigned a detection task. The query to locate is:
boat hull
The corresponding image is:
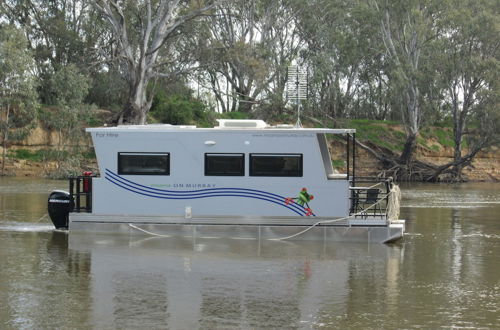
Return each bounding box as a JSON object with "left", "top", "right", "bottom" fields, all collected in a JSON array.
[{"left": 69, "top": 213, "right": 404, "bottom": 244}]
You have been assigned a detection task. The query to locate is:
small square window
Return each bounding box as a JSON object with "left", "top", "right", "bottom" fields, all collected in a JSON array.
[
  {"left": 250, "top": 154, "right": 303, "bottom": 177},
  {"left": 205, "top": 153, "right": 245, "bottom": 176},
  {"left": 118, "top": 152, "right": 169, "bottom": 175}
]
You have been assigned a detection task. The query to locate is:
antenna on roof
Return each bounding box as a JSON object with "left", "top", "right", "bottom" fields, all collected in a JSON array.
[{"left": 287, "top": 65, "right": 308, "bottom": 128}]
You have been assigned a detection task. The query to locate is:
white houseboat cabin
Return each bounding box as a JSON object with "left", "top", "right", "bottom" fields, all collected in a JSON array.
[{"left": 48, "top": 119, "right": 405, "bottom": 243}]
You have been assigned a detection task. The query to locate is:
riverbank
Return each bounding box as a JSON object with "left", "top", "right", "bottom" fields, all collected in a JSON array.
[{"left": 1, "top": 122, "right": 498, "bottom": 181}]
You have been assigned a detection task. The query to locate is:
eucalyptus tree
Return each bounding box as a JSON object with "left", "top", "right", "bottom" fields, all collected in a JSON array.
[
  {"left": 293, "top": 0, "right": 393, "bottom": 124},
  {"left": 372, "top": 0, "right": 442, "bottom": 166},
  {"left": 296, "top": 0, "right": 357, "bottom": 121},
  {"left": 92, "top": 0, "right": 218, "bottom": 124},
  {"left": 0, "top": 25, "right": 38, "bottom": 176},
  {"left": 197, "top": 0, "right": 303, "bottom": 115},
  {"left": 437, "top": 0, "right": 499, "bottom": 179},
  {"left": 1, "top": 0, "right": 99, "bottom": 104}
]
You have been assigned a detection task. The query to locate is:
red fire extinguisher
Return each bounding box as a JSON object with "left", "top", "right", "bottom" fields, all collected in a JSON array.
[{"left": 83, "top": 171, "right": 93, "bottom": 193}]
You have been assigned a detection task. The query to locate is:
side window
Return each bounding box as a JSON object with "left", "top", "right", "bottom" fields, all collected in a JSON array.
[
  {"left": 205, "top": 153, "right": 245, "bottom": 176},
  {"left": 118, "top": 152, "right": 170, "bottom": 175},
  {"left": 250, "top": 154, "right": 303, "bottom": 177}
]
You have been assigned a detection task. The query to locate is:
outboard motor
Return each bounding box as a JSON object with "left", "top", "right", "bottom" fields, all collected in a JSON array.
[{"left": 48, "top": 190, "right": 74, "bottom": 229}]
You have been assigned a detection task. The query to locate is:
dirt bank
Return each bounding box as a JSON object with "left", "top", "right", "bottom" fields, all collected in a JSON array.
[
  {"left": 330, "top": 141, "right": 499, "bottom": 182},
  {"left": 1, "top": 124, "right": 499, "bottom": 181}
]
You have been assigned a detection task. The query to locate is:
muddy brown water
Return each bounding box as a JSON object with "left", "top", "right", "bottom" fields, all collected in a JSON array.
[{"left": 0, "top": 177, "right": 499, "bottom": 329}]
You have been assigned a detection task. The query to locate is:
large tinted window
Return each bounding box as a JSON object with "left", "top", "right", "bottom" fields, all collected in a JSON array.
[
  {"left": 118, "top": 152, "right": 170, "bottom": 175},
  {"left": 250, "top": 154, "right": 303, "bottom": 177},
  {"left": 205, "top": 153, "right": 244, "bottom": 176}
]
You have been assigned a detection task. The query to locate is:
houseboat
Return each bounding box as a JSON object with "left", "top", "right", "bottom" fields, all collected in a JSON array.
[{"left": 48, "top": 119, "right": 404, "bottom": 243}]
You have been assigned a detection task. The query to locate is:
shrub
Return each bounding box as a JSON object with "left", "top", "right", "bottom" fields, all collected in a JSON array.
[{"left": 150, "top": 91, "right": 209, "bottom": 125}]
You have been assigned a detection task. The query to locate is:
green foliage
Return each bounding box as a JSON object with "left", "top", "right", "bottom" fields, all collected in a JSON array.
[
  {"left": 86, "top": 70, "right": 127, "bottom": 110},
  {"left": 8, "top": 148, "right": 69, "bottom": 162},
  {"left": 0, "top": 25, "right": 39, "bottom": 128},
  {"left": 348, "top": 119, "right": 405, "bottom": 151},
  {"left": 0, "top": 24, "right": 39, "bottom": 174},
  {"left": 45, "top": 64, "right": 90, "bottom": 106},
  {"left": 417, "top": 137, "right": 429, "bottom": 149},
  {"left": 150, "top": 91, "right": 210, "bottom": 126},
  {"left": 332, "top": 159, "right": 345, "bottom": 169},
  {"left": 81, "top": 148, "right": 96, "bottom": 160},
  {"left": 8, "top": 149, "right": 41, "bottom": 161},
  {"left": 434, "top": 129, "right": 454, "bottom": 147},
  {"left": 216, "top": 112, "right": 250, "bottom": 120}
]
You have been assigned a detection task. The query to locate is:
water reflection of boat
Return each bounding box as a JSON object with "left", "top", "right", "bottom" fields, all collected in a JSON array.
[
  {"left": 49, "top": 119, "right": 404, "bottom": 243},
  {"left": 69, "top": 234, "right": 403, "bottom": 328}
]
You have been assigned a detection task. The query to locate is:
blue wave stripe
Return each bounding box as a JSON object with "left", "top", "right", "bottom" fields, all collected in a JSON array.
[
  {"left": 105, "top": 176, "right": 304, "bottom": 216},
  {"left": 105, "top": 169, "right": 285, "bottom": 198},
  {"left": 105, "top": 169, "right": 307, "bottom": 215}
]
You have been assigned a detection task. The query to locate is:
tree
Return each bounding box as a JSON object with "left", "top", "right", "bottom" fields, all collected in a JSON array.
[
  {"left": 92, "top": 0, "right": 217, "bottom": 124},
  {"left": 296, "top": 0, "right": 384, "bottom": 123},
  {"left": 197, "top": 0, "right": 302, "bottom": 115},
  {"left": 40, "top": 63, "right": 91, "bottom": 145},
  {"left": 1, "top": 0, "right": 101, "bottom": 104},
  {"left": 0, "top": 25, "right": 38, "bottom": 176},
  {"left": 438, "top": 0, "right": 499, "bottom": 179},
  {"left": 372, "top": 0, "right": 443, "bottom": 167}
]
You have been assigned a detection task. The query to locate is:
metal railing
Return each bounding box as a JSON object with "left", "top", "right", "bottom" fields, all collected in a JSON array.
[
  {"left": 69, "top": 174, "right": 96, "bottom": 213},
  {"left": 349, "top": 177, "right": 393, "bottom": 218}
]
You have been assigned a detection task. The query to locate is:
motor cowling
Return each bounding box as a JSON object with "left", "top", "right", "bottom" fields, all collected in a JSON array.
[{"left": 48, "top": 190, "right": 74, "bottom": 229}]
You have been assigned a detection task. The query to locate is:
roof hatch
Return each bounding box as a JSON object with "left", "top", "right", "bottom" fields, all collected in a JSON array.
[{"left": 216, "top": 119, "right": 267, "bottom": 129}]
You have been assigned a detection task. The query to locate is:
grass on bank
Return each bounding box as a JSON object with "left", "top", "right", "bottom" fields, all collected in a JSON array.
[
  {"left": 8, "top": 148, "right": 95, "bottom": 162},
  {"left": 345, "top": 119, "right": 457, "bottom": 153}
]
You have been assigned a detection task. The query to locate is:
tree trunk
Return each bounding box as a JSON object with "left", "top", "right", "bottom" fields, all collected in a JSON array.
[
  {"left": 1, "top": 104, "right": 10, "bottom": 176},
  {"left": 452, "top": 129, "right": 463, "bottom": 180},
  {"left": 117, "top": 76, "right": 151, "bottom": 125},
  {"left": 399, "top": 132, "right": 417, "bottom": 165},
  {"left": 120, "top": 99, "right": 149, "bottom": 125}
]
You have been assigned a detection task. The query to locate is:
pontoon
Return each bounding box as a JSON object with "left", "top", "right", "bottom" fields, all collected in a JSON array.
[{"left": 48, "top": 119, "right": 404, "bottom": 243}]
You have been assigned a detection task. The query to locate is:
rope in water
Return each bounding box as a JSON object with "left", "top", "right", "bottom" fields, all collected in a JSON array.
[
  {"left": 36, "top": 214, "right": 49, "bottom": 223},
  {"left": 128, "top": 223, "right": 172, "bottom": 237}
]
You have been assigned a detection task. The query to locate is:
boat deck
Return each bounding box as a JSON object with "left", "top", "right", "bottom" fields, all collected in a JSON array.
[{"left": 70, "top": 213, "right": 390, "bottom": 227}]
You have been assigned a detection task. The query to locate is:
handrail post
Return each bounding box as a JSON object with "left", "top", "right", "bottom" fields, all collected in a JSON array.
[
  {"left": 69, "top": 178, "right": 74, "bottom": 204},
  {"left": 346, "top": 133, "right": 350, "bottom": 180},
  {"left": 86, "top": 177, "right": 92, "bottom": 212},
  {"left": 76, "top": 178, "right": 81, "bottom": 212},
  {"left": 352, "top": 133, "right": 356, "bottom": 187},
  {"left": 385, "top": 178, "right": 391, "bottom": 217}
]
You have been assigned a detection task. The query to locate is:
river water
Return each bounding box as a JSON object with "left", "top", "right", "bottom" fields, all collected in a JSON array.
[{"left": 0, "top": 177, "right": 499, "bottom": 329}]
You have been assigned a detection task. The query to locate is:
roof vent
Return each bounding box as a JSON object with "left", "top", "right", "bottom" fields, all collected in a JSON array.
[{"left": 216, "top": 119, "right": 267, "bottom": 129}]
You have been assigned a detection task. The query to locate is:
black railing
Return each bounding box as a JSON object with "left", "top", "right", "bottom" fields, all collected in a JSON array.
[
  {"left": 69, "top": 174, "right": 96, "bottom": 213},
  {"left": 349, "top": 177, "right": 393, "bottom": 218}
]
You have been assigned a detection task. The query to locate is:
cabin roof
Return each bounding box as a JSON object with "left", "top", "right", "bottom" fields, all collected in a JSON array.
[
  {"left": 86, "top": 119, "right": 355, "bottom": 134},
  {"left": 86, "top": 126, "right": 355, "bottom": 134}
]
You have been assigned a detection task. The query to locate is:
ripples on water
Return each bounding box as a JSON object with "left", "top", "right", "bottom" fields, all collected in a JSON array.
[
  {"left": 402, "top": 183, "right": 500, "bottom": 209},
  {"left": 0, "top": 178, "right": 499, "bottom": 329}
]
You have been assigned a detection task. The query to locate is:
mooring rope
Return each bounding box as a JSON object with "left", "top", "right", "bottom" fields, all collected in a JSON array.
[
  {"left": 128, "top": 224, "right": 172, "bottom": 237},
  {"left": 386, "top": 184, "right": 401, "bottom": 221},
  {"left": 36, "top": 214, "right": 49, "bottom": 223}
]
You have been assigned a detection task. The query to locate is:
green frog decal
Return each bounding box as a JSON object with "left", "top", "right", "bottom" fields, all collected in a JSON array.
[{"left": 285, "top": 188, "right": 314, "bottom": 216}]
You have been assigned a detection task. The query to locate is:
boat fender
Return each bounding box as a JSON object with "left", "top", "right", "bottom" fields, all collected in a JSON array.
[{"left": 83, "top": 171, "right": 93, "bottom": 192}]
